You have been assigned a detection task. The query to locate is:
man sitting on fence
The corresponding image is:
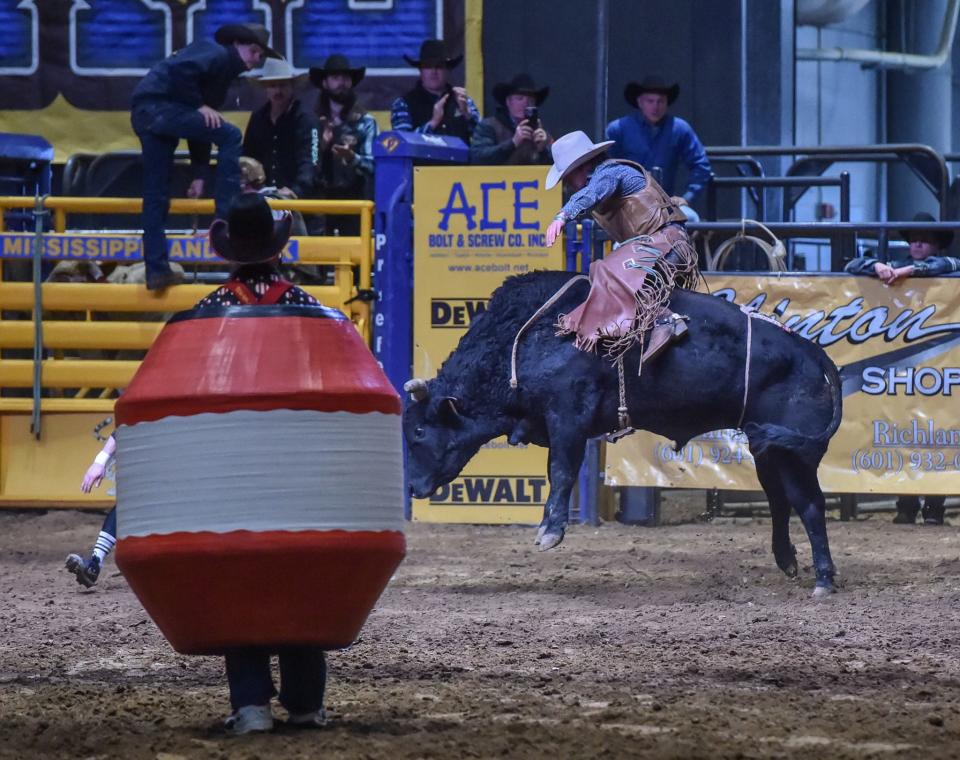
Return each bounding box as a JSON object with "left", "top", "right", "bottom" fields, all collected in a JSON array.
[{"left": 130, "top": 23, "right": 279, "bottom": 291}]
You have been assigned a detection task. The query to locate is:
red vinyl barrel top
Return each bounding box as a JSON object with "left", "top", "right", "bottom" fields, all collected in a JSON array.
[{"left": 116, "top": 306, "right": 400, "bottom": 425}]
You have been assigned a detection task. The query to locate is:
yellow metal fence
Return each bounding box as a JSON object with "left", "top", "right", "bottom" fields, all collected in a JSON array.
[{"left": 0, "top": 196, "right": 375, "bottom": 506}]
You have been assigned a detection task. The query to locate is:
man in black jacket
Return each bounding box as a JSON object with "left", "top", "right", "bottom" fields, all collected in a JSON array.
[
  {"left": 390, "top": 39, "right": 479, "bottom": 144},
  {"left": 470, "top": 73, "right": 552, "bottom": 165},
  {"left": 243, "top": 57, "right": 318, "bottom": 202},
  {"left": 131, "top": 23, "right": 278, "bottom": 290}
]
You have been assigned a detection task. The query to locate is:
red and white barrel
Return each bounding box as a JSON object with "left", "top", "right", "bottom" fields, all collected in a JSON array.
[{"left": 113, "top": 304, "right": 404, "bottom": 655}]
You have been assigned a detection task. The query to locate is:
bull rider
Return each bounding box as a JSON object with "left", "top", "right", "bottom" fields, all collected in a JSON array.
[{"left": 544, "top": 130, "right": 700, "bottom": 358}]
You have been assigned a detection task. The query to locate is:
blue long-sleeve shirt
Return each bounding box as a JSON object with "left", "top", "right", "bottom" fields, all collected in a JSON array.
[
  {"left": 605, "top": 113, "right": 712, "bottom": 201},
  {"left": 844, "top": 253, "right": 960, "bottom": 277},
  {"left": 557, "top": 160, "right": 646, "bottom": 222},
  {"left": 390, "top": 86, "right": 480, "bottom": 137}
]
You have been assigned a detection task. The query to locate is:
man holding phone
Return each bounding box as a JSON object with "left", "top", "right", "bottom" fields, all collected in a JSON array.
[{"left": 470, "top": 73, "right": 552, "bottom": 165}]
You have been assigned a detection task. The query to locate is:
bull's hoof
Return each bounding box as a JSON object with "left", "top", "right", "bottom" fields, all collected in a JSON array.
[
  {"left": 780, "top": 560, "right": 799, "bottom": 579},
  {"left": 538, "top": 532, "right": 564, "bottom": 551},
  {"left": 535, "top": 525, "right": 548, "bottom": 544},
  {"left": 811, "top": 583, "right": 836, "bottom": 598}
]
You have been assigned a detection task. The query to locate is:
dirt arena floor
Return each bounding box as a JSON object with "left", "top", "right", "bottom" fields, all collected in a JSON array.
[{"left": 2, "top": 505, "right": 960, "bottom": 760}]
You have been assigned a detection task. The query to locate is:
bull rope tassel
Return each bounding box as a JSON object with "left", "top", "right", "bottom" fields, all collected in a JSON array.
[
  {"left": 605, "top": 353, "right": 634, "bottom": 443},
  {"left": 737, "top": 305, "right": 756, "bottom": 430},
  {"left": 509, "top": 275, "right": 589, "bottom": 388}
]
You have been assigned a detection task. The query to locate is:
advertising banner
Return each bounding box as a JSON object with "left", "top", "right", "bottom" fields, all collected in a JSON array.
[
  {"left": 412, "top": 166, "right": 562, "bottom": 523},
  {"left": 0, "top": 0, "right": 475, "bottom": 162},
  {"left": 605, "top": 273, "right": 960, "bottom": 494},
  {"left": 0, "top": 232, "right": 297, "bottom": 263}
]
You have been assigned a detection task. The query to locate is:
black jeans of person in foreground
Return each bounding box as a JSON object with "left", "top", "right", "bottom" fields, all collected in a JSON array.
[
  {"left": 132, "top": 101, "right": 242, "bottom": 283},
  {"left": 224, "top": 646, "right": 327, "bottom": 713}
]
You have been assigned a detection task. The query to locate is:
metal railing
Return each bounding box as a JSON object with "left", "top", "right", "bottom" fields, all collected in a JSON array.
[
  {"left": 705, "top": 173, "right": 851, "bottom": 223},
  {"left": 0, "top": 196, "right": 375, "bottom": 418},
  {"left": 706, "top": 143, "right": 950, "bottom": 220}
]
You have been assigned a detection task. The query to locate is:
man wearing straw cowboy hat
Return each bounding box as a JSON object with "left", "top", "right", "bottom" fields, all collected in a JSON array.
[
  {"left": 390, "top": 39, "right": 479, "bottom": 143},
  {"left": 243, "top": 57, "right": 319, "bottom": 202},
  {"left": 470, "top": 73, "right": 553, "bottom": 165},
  {"left": 131, "top": 22, "right": 280, "bottom": 291},
  {"left": 544, "top": 131, "right": 699, "bottom": 357},
  {"left": 605, "top": 75, "right": 712, "bottom": 204}
]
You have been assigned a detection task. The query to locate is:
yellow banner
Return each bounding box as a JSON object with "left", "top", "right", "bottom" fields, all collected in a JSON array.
[
  {"left": 606, "top": 273, "right": 960, "bottom": 494},
  {"left": 412, "top": 166, "right": 562, "bottom": 523}
]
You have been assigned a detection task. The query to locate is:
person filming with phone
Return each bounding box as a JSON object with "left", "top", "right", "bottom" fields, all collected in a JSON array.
[{"left": 470, "top": 73, "right": 553, "bottom": 165}]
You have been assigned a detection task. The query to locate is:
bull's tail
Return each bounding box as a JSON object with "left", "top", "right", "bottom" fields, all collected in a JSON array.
[{"left": 742, "top": 348, "right": 842, "bottom": 466}]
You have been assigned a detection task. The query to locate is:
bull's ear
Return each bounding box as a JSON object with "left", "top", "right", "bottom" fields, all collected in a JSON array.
[{"left": 439, "top": 396, "right": 463, "bottom": 424}]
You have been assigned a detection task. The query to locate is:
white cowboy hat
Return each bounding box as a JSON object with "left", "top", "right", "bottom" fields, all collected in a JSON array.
[
  {"left": 545, "top": 131, "right": 615, "bottom": 190},
  {"left": 246, "top": 56, "right": 304, "bottom": 83}
]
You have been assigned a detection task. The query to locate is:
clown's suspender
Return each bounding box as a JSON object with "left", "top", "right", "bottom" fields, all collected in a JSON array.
[{"left": 222, "top": 278, "right": 294, "bottom": 305}]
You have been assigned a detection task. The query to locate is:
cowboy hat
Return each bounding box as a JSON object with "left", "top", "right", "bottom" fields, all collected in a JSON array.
[
  {"left": 214, "top": 23, "right": 281, "bottom": 60},
  {"left": 899, "top": 211, "right": 954, "bottom": 248},
  {"left": 246, "top": 56, "right": 304, "bottom": 83},
  {"left": 209, "top": 193, "right": 293, "bottom": 264},
  {"left": 309, "top": 54, "right": 366, "bottom": 88},
  {"left": 545, "top": 131, "right": 614, "bottom": 190},
  {"left": 403, "top": 39, "right": 463, "bottom": 69},
  {"left": 624, "top": 75, "right": 679, "bottom": 107},
  {"left": 492, "top": 73, "right": 549, "bottom": 106}
]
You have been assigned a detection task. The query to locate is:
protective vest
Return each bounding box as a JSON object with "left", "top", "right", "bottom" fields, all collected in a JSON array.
[
  {"left": 589, "top": 160, "right": 686, "bottom": 244},
  {"left": 402, "top": 82, "right": 473, "bottom": 144}
]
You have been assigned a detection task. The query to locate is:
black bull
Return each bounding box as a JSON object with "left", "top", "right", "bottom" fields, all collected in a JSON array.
[{"left": 403, "top": 271, "right": 843, "bottom": 594}]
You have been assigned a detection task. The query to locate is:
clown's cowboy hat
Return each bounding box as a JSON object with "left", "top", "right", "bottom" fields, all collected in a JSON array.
[
  {"left": 246, "top": 56, "right": 305, "bottom": 83},
  {"left": 492, "top": 73, "right": 549, "bottom": 106},
  {"left": 209, "top": 193, "right": 292, "bottom": 264},
  {"left": 899, "top": 211, "right": 954, "bottom": 248},
  {"left": 545, "top": 131, "right": 614, "bottom": 190},
  {"left": 404, "top": 39, "right": 462, "bottom": 69},
  {"left": 309, "top": 54, "right": 366, "bottom": 88},
  {"left": 624, "top": 75, "right": 679, "bottom": 107},
  {"left": 214, "top": 23, "right": 280, "bottom": 60}
]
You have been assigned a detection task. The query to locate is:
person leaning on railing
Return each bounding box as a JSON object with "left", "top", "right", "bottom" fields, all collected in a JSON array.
[
  {"left": 845, "top": 211, "right": 958, "bottom": 526},
  {"left": 844, "top": 212, "right": 960, "bottom": 285}
]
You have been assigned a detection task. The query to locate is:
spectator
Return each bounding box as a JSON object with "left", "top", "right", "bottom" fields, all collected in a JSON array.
[
  {"left": 844, "top": 212, "right": 960, "bottom": 283},
  {"left": 605, "top": 75, "right": 712, "bottom": 204},
  {"left": 239, "top": 156, "right": 308, "bottom": 237},
  {"left": 845, "top": 211, "right": 958, "bottom": 526},
  {"left": 243, "top": 57, "right": 319, "bottom": 202},
  {"left": 199, "top": 193, "right": 327, "bottom": 734},
  {"left": 131, "top": 23, "right": 278, "bottom": 291},
  {"left": 309, "top": 54, "right": 377, "bottom": 235},
  {"left": 470, "top": 73, "right": 552, "bottom": 165},
  {"left": 390, "top": 39, "right": 479, "bottom": 144}
]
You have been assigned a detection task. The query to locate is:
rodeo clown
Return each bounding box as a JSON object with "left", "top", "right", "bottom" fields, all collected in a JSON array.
[
  {"left": 204, "top": 193, "right": 328, "bottom": 734},
  {"left": 545, "top": 130, "right": 700, "bottom": 358}
]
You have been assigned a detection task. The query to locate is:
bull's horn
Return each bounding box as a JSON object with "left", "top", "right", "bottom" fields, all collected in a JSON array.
[{"left": 403, "top": 378, "right": 429, "bottom": 401}]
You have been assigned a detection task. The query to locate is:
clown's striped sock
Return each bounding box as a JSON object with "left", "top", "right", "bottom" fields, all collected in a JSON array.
[{"left": 92, "top": 531, "right": 116, "bottom": 562}]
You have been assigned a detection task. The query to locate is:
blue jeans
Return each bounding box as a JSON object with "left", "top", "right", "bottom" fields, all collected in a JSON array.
[
  {"left": 131, "top": 101, "right": 242, "bottom": 281},
  {"left": 224, "top": 647, "right": 327, "bottom": 714}
]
